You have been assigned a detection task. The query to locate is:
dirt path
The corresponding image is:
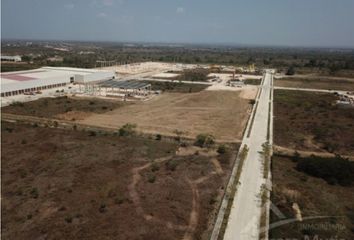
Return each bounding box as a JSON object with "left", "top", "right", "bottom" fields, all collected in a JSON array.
[{"left": 128, "top": 154, "right": 224, "bottom": 239}]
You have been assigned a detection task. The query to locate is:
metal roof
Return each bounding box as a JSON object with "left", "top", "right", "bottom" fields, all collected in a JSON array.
[{"left": 98, "top": 80, "right": 151, "bottom": 89}]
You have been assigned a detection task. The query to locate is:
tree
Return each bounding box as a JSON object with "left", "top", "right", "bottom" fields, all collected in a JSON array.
[{"left": 286, "top": 66, "right": 295, "bottom": 75}]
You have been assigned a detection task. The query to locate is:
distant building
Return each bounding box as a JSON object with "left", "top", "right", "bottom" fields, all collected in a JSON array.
[
  {"left": 1, "top": 55, "right": 22, "bottom": 62},
  {"left": 1, "top": 67, "right": 115, "bottom": 97}
]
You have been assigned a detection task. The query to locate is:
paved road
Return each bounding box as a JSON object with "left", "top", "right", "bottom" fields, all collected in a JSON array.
[{"left": 223, "top": 70, "right": 274, "bottom": 240}]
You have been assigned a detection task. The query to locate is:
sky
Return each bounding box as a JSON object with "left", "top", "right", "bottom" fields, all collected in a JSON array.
[{"left": 2, "top": 0, "right": 354, "bottom": 48}]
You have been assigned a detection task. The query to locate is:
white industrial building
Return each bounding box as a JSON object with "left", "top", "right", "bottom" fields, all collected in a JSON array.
[
  {"left": 1, "top": 67, "right": 115, "bottom": 97},
  {"left": 1, "top": 55, "right": 22, "bottom": 62}
]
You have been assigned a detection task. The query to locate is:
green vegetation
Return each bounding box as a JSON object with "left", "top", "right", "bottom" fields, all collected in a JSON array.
[
  {"left": 296, "top": 155, "right": 354, "bottom": 186},
  {"left": 145, "top": 81, "right": 208, "bottom": 93},
  {"left": 147, "top": 174, "right": 156, "bottom": 183},
  {"left": 286, "top": 66, "right": 296, "bottom": 75},
  {"left": 217, "top": 144, "right": 227, "bottom": 154},
  {"left": 179, "top": 68, "right": 209, "bottom": 82},
  {"left": 2, "top": 41, "right": 354, "bottom": 77},
  {"left": 194, "top": 133, "right": 215, "bottom": 148},
  {"left": 118, "top": 123, "right": 137, "bottom": 136},
  {"left": 165, "top": 159, "right": 179, "bottom": 171}
]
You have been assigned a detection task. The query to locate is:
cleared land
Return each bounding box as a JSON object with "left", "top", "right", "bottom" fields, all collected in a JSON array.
[
  {"left": 275, "top": 77, "right": 354, "bottom": 91},
  {"left": 80, "top": 90, "right": 252, "bottom": 142},
  {"left": 274, "top": 90, "right": 354, "bottom": 155},
  {"left": 2, "top": 97, "right": 125, "bottom": 121},
  {"left": 270, "top": 154, "right": 354, "bottom": 239},
  {"left": 1, "top": 122, "right": 236, "bottom": 240}
]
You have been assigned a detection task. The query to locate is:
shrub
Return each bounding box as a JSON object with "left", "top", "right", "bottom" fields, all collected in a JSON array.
[
  {"left": 147, "top": 174, "right": 156, "bottom": 183},
  {"left": 296, "top": 155, "right": 354, "bottom": 186},
  {"left": 5, "top": 127, "right": 14, "bottom": 133},
  {"left": 166, "top": 159, "right": 178, "bottom": 171},
  {"left": 88, "top": 131, "right": 97, "bottom": 137},
  {"left": 10, "top": 101, "right": 24, "bottom": 107},
  {"left": 195, "top": 133, "right": 215, "bottom": 148},
  {"left": 114, "top": 196, "right": 125, "bottom": 205},
  {"left": 64, "top": 216, "right": 72, "bottom": 223},
  {"left": 151, "top": 162, "right": 160, "bottom": 172},
  {"left": 249, "top": 99, "right": 256, "bottom": 105},
  {"left": 119, "top": 123, "right": 137, "bottom": 136},
  {"left": 155, "top": 134, "right": 162, "bottom": 141},
  {"left": 99, "top": 203, "right": 106, "bottom": 213},
  {"left": 286, "top": 66, "right": 295, "bottom": 75},
  {"left": 30, "top": 187, "right": 39, "bottom": 199},
  {"left": 217, "top": 144, "right": 227, "bottom": 154}
]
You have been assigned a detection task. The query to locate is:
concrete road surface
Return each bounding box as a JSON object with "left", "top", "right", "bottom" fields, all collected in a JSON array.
[{"left": 223, "top": 70, "right": 274, "bottom": 240}]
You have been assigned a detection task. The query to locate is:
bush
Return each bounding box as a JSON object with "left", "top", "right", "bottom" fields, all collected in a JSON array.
[
  {"left": 286, "top": 66, "right": 296, "bottom": 75},
  {"left": 119, "top": 123, "right": 137, "bottom": 136},
  {"left": 249, "top": 99, "right": 256, "bottom": 105},
  {"left": 151, "top": 162, "right": 160, "bottom": 172},
  {"left": 147, "top": 174, "right": 156, "bottom": 183},
  {"left": 99, "top": 203, "right": 106, "bottom": 213},
  {"left": 296, "top": 155, "right": 354, "bottom": 186},
  {"left": 166, "top": 159, "right": 178, "bottom": 171},
  {"left": 64, "top": 216, "right": 72, "bottom": 223},
  {"left": 155, "top": 134, "right": 162, "bottom": 141},
  {"left": 88, "top": 131, "right": 97, "bottom": 136},
  {"left": 30, "top": 187, "right": 39, "bottom": 199},
  {"left": 217, "top": 144, "right": 227, "bottom": 154},
  {"left": 195, "top": 134, "right": 215, "bottom": 148},
  {"left": 10, "top": 101, "right": 24, "bottom": 107}
]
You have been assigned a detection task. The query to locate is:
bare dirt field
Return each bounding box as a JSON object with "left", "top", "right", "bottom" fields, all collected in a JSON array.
[
  {"left": 270, "top": 154, "right": 354, "bottom": 239},
  {"left": 79, "top": 90, "right": 252, "bottom": 142},
  {"left": 275, "top": 77, "right": 354, "bottom": 91},
  {"left": 274, "top": 90, "right": 354, "bottom": 155},
  {"left": 1, "top": 122, "right": 236, "bottom": 240}
]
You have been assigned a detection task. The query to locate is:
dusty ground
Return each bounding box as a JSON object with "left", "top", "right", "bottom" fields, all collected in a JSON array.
[
  {"left": 274, "top": 90, "right": 354, "bottom": 155},
  {"left": 79, "top": 90, "right": 252, "bottom": 142},
  {"left": 270, "top": 154, "right": 354, "bottom": 239},
  {"left": 275, "top": 77, "right": 354, "bottom": 91},
  {"left": 1, "top": 122, "right": 236, "bottom": 240}
]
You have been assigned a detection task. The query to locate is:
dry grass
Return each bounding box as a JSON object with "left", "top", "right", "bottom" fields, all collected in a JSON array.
[
  {"left": 270, "top": 154, "right": 354, "bottom": 239},
  {"left": 80, "top": 91, "right": 252, "bottom": 142},
  {"left": 275, "top": 77, "right": 354, "bottom": 91}
]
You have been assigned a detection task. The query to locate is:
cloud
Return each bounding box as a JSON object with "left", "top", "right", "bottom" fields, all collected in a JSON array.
[
  {"left": 176, "top": 7, "right": 184, "bottom": 14},
  {"left": 97, "top": 12, "right": 108, "bottom": 18},
  {"left": 64, "top": 3, "right": 75, "bottom": 10}
]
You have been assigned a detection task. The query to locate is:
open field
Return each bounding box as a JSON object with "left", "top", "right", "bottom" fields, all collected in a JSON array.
[
  {"left": 270, "top": 154, "right": 354, "bottom": 239},
  {"left": 79, "top": 90, "right": 252, "bottom": 142},
  {"left": 275, "top": 77, "right": 354, "bottom": 91},
  {"left": 2, "top": 96, "right": 126, "bottom": 121},
  {"left": 1, "top": 121, "right": 236, "bottom": 240},
  {"left": 274, "top": 90, "right": 354, "bottom": 155}
]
